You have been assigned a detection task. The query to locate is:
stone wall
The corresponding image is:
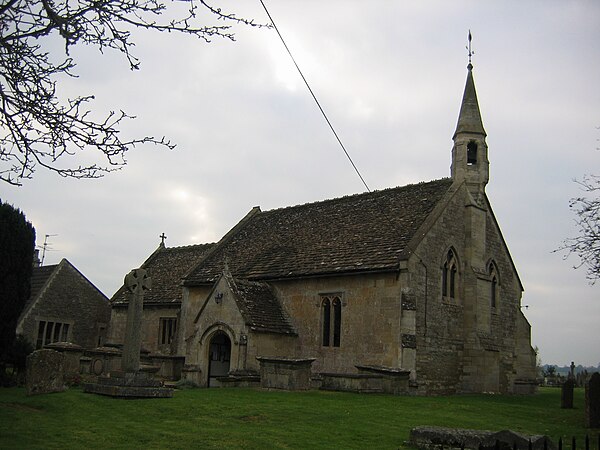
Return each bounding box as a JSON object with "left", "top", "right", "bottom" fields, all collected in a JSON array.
[
  {"left": 108, "top": 305, "right": 180, "bottom": 355},
  {"left": 20, "top": 262, "right": 111, "bottom": 349},
  {"left": 271, "top": 272, "right": 405, "bottom": 375},
  {"left": 257, "top": 357, "right": 314, "bottom": 390},
  {"left": 409, "top": 183, "right": 534, "bottom": 394},
  {"left": 409, "top": 186, "right": 467, "bottom": 394}
]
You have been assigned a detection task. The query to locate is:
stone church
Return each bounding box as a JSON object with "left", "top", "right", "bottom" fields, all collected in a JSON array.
[{"left": 107, "top": 64, "right": 537, "bottom": 395}]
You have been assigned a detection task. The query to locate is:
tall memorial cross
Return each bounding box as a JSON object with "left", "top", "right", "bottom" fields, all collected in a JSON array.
[{"left": 121, "top": 268, "right": 152, "bottom": 373}]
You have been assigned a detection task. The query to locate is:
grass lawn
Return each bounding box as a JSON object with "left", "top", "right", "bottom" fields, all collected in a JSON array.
[{"left": 0, "top": 386, "right": 597, "bottom": 449}]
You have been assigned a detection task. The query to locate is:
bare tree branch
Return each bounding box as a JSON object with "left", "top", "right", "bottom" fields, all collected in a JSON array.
[
  {"left": 556, "top": 174, "right": 600, "bottom": 284},
  {"left": 0, "top": 0, "right": 268, "bottom": 185}
]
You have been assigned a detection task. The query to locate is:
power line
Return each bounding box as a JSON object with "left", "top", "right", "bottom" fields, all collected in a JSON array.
[{"left": 258, "top": 0, "right": 371, "bottom": 192}]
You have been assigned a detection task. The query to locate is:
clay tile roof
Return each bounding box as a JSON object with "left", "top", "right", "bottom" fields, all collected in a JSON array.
[
  {"left": 227, "top": 276, "right": 296, "bottom": 335},
  {"left": 111, "top": 243, "right": 215, "bottom": 306},
  {"left": 185, "top": 178, "right": 453, "bottom": 284}
]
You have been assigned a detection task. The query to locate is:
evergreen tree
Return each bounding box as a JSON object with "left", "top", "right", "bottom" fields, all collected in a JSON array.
[{"left": 0, "top": 200, "right": 35, "bottom": 378}]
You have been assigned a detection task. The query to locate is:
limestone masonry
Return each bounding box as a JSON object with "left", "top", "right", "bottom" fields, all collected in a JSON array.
[{"left": 106, "top": 64, "right": 537, "bottom": 394}]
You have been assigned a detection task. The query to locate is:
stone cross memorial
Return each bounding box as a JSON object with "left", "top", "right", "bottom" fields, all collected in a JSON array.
[
  {"left": 83, "top": 267, "right": 172, "bottom": 398},
  {"left": 121, "top": 268, "right": 152, "bottom": 373}
]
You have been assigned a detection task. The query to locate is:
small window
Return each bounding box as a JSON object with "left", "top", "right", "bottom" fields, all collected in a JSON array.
[
  {"left": 467, "top": 141, "right": 477, "bottom": 165},
  {"left": 488, "top": 262, "right": 499, "bottom": 309},
  {"left": 97, "top": 325, "right": 107, "bottom": 347},
  {"left": 159, "top": 317, "right": 177, "bottom": 345},
  {"left": 321, "top": 295, "right": 342, "bottom": 347}
]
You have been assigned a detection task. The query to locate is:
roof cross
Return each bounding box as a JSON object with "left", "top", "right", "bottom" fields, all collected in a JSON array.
[{"left": 159, "top": 232, "right": 167, "bottom": 246}]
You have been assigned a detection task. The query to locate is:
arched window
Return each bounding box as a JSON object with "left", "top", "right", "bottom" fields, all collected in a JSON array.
[
  {"left": 488, "top": 261, "right": 499, "bottom": 309},
  {"left": 322, "top": 298, "right": 331, "bottom": 346},
  {"left": 322, "top": 295, "right": 342, "bottom": 347},
  {"left": 442, "top": 249, "right": 459, "bottom": 299},
  {"left": 467, "top": 141, "right": 478, "bottom": 165},
  {"left": 333, "top": 297, "right": 342, "bottom": 347}
]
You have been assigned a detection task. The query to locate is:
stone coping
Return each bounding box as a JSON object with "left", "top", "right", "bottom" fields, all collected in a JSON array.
[
  {"left": 148, "top": 354, "right": 186, "bottom": 361},
  {"left": 217, "top": 374, "right": 261, "bottom": 382},
  {"left": 44, "top": 342, "right": 83, "bottom": 352},
  {"left": 409, "top": 426, "right": 555, "bottom": 450},
  {"left": 513, "top": 378, "right": 539, "bottom": 385},
  {"left": 356, "top": 365, "right": 411, "bottom": 377},
  {"left": 256, "top": 356, "right": 316, "bottom": 365},
  {"left": 85, "top": 346, "right": 122, "bottom": 356},
  {"left": 83, "top": 383, "right": 173, "bottom": 398},
  {"left": 321, "top": 372, "right": 382, "bottom": 380},
  {"left": 84, "top": 371, "right": 174, "bottom": 398}
]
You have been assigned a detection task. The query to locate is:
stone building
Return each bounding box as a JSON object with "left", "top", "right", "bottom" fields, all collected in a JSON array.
[
  {"left": 108, "top": 243, "right": 214, "bottom": 355},
  {"left": 109, "top": 64, "right": 538, "bottom": 394},
  {"left": 16, "top": 258, "right": 111, "bottom": 350}
]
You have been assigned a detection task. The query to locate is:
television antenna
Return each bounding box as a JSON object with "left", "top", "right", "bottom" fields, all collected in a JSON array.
[{"left": 38, "top": 234, "right": 58, "bottom": 265}]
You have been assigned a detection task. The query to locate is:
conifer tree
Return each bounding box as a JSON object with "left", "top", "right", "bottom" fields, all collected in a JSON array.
[{"left": 0, "top": 200, "right": 35, "bottom": 379}]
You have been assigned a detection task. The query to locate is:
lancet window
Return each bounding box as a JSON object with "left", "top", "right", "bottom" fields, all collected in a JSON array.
[
  {"left": 322, "top": 294, "right": 342, "bottom": 347},
  {"left": 442, "top": 249, "right": 459, "bottom": 299}
]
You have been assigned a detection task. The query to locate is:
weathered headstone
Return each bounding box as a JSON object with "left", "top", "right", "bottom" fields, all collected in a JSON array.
[
  {"left": 569, "top": 361, "right": 576, "bottom": 380},
  {"left": 121, "top": 268, "right": 151, "bottom": 373},
  {"left": 26, "top": 349, "right": 65, "bottom": 395},
  {"left": 561, "top": 379, "right": 574, "bottom": 409},
  {"left": 585, "top": 372, "right": 600, "bottom": 428}
]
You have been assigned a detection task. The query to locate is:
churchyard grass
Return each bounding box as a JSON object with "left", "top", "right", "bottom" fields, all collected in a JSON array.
[{"left": 0, "top": 386, "right": 596, "bottom": 449}]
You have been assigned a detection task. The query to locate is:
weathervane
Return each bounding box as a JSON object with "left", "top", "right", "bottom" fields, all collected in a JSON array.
[{"left": 467, "top": 30, "right": 474, "bottom": 69}]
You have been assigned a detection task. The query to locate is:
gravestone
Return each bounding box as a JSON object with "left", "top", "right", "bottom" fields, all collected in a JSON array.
[
  {"left": 561, "top": 379, "right": 574, "bottom": 409},
  {"left": 83, "top": 268, "right": 173, "bottom": 398},
  {"left": 585, "top": 372, "right": 600, "bottom": 428},
  {"left": 26, "top": 349, "right": 65, "bottom": 395}
]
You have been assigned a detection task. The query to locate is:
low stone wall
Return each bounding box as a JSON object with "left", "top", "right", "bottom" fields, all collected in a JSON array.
[
  {"left": 217, "top": 371, "right": 261, "bottom": 388},
  {"left": 321, "top": 373, "right": 384, "bottom": 393},
  {"left": 256, "top": 357, "right": 315, "bottom": 390},
  {"left": 513, "top": 378, "right": 538, "bottom": 395},
  {"left": 181, "top": 364, "right": 202, "bottom": 386},
  {"left": 148, "top": 355, "right": 185, "bottom": 381},
  {"left": 321, "top": 365, "right": 411, "bottom": 395},
  {"left": 409, "top": 426, "right": 555, "bottom": 450},
  {"left": 81, "top": 347, "right": 184, "bottom": 381},
  {"left": 44, "top": 342, "right": 84, "bottom": 376},
  {"left": 84, "top": 346, "right": 122, "bottom": 375}
]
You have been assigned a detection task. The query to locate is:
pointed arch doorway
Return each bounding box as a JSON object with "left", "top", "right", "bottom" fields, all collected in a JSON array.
[{"left": 207, "top": 331, "right": 231, "bottom": 387}]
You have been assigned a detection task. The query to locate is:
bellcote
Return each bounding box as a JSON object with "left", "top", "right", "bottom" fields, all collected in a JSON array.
[{"left": 451, "top": 63, "right": 489, "bottom": 194}]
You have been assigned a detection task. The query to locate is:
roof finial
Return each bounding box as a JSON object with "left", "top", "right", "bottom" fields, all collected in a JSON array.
[
  {"left": 467, "top": 30, "right": 474, "bottom": 70},
  {"left": 159, "top": 232, "right": 167, "bottom": 247}
]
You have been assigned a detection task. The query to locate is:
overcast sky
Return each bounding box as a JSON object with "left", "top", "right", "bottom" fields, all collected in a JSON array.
[{"left": 2, "top": 1, "right": 599, "bottom": 366}]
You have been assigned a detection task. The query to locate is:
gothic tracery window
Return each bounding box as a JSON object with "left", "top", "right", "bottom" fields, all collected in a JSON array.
[{"left": 442, "top": 249, "right": 459, "bottom": 300}]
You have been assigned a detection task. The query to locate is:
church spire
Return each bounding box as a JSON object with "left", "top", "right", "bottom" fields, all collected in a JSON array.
[
  {"left": 451, "top": 32, "right": 489, "bottom": 193},
  {"left": 453, "top": 63, "right": 486, "bottom": 139}
]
